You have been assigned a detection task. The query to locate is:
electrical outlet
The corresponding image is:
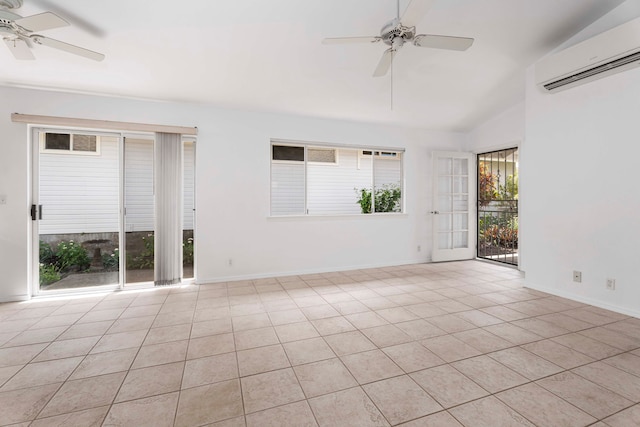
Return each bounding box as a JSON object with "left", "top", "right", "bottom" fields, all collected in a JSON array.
[
  {"left": 0, "top": 195, "right": 6, "bottom": 204},
  {"left": 573, "top": 271, "right": 582, "bottom": 283},
  {"left": 606, "top": 278, "right": 616, "bottom": 290},
  {"left": 228, "top": 259, "right": 233, "bottom": 267},
  {"left": 417, "top": 245, "right": 421, "bottom": 252}
]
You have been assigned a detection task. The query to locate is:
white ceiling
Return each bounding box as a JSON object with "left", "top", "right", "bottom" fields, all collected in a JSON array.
[{"left": 0, "top": 0, "right": 627, "bottom": 131}]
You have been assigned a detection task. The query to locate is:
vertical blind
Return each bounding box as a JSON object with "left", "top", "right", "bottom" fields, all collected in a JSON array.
[{"left": 154, "top": 132, "right": 183, "bottom": 286}]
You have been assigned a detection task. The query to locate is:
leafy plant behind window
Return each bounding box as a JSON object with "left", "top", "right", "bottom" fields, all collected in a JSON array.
[{"left": 356, "top": 184, "right": 402, "bottom": 213}]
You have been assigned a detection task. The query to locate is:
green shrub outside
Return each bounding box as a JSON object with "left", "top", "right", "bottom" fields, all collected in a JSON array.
[
  {"left": 56, "top": 240, "right": 90, "bottom": 272},
  {"left": 38, "top": 240, "right": 90, "bottom": 286},
  {"left": 356, "top": 184, "right": 402, "bottom": 214}
]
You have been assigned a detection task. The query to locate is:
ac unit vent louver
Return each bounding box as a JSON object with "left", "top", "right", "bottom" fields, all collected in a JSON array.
[
  {"left": 536, "top": 16, "right": 640, "bottom": 93},
  {"left": 543, "top": 51, "right": 640, "bottom": 91}
]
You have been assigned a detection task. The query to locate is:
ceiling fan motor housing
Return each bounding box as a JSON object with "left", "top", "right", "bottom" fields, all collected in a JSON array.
[
  {"left": 0, "top": 9, "right": 20, "bottom": 23},
  {"left": 0, "top": 9, "right": 19, "bottom": 38},
  {"left": 380, "top": 18, "right": 415, "bottom": 47}
]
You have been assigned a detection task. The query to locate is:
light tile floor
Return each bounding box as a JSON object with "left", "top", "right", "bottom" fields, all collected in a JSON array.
[{"left": 1, "top": 261, "right": 640, "bottom": 426}]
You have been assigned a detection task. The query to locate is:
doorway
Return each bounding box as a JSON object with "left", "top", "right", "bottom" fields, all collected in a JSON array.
[
  {"left": 32, "top": 128, "right": 195, "bottom": 294},
  {"left": 431, "top": 151, "right": 476, "bottom": 262},
  {"left": 123, "top": 137, "right": 196, "bottom": 285},
  {"left": 34, "top": 129, "right": 122, "bottom": 292},
  {"left": 477, "top": 148, "right": 518, "bottom": 266}
]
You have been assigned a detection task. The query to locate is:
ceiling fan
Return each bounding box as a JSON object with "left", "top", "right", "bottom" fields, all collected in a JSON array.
[
  {"left": 323, "top": 0, "right": 473, "bottom": 77},
  {"left": 0, "top": 0, "right": 104, "bottom": 61}
]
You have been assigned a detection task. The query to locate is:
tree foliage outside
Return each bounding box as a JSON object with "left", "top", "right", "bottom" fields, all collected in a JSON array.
[
  {"left": 501, "top": 172, "right": 518, "bottom": 201},
  {"left": 478, "top": 162, "right": 498, "bottom": 206},
  {"left": 478, "top": 160, "right": 518, "bottom": 254},
  {"left": 479, "top": 162, "right": 518, "bottom": 204}
]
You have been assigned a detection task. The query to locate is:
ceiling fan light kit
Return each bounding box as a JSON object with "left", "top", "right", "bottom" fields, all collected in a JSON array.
[{"left": 0, "top": 0, "right": 104, "bottom": 61}]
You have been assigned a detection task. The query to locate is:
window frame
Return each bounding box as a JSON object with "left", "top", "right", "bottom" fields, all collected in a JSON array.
[
  {"left": 270, "top": 139, "right": 404, "bottom": 217},
  {"left": 40, "top": 132, "right": 102, "bottom": 156},
  {"left": 358, "top": 150, "right": 401, "bottom": 169},
  {"left": 307, "top": 146, "right": 339, "bottom": 166}
]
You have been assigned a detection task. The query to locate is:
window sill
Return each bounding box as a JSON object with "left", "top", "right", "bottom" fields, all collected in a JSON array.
[{"left": 268, "top": 213, "right": 408, "bottom": 221}]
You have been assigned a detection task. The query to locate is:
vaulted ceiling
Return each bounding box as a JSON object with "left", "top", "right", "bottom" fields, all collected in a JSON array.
[{"left": 0, "top": 0, "right": 627, "bottom": 131}]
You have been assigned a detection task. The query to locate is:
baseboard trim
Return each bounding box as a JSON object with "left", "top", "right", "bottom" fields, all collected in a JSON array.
[
  {"left": 0, "top": 294, "right": 30, "bottom": 303},
  {"left": 525, "top": 281, "right": 640, "bottom": 319},
  {"left": 196, "top": 259, "right": 426, "bottom": 285}
]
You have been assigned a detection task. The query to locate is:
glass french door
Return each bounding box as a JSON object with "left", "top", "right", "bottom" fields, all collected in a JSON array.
[
  {"left": 33, "top": 128, "right": 122, "bottom": 293},
  {"left": 431, "top": 151, "right": 476, "bottom": 262}
]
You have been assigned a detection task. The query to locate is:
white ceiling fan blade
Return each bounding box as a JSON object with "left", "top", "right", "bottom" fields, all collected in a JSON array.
[
  {"left": 29, "top": 0, "right": 105, "bottom": 37},
  {"left": 401, "top": 0, "right": 436, "bottom": 28},
  {"left": 31, "top": 35, "right": 105, "bottom": 61},
  {"left": 373, "top": 48, "right": 394, "bottom": 77},
  {"left": 413, "top": 34, "right": 474, "bottom": 51},
  {"left": 15, "top": 12, "right": 69, "bottom": 32},
  {"left": 4, "top": 38, "right": 35, "bottom": 60},
  {"left": 323, "top": 36, "right": 381, "bottom": 45}
]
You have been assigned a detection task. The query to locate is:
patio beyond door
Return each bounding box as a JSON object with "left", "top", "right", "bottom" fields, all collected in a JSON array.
[{"left": 477, "top": 148, "right": 519, "bottom": 265}]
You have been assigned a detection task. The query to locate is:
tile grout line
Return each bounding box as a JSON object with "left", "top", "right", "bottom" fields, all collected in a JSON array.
[{"left": 1, "top": 261, "right": 639, "bottom": 426}]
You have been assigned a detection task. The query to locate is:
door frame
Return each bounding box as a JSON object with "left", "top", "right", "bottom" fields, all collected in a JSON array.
[
  {"left": 31, "top": 127, "right": 124, "bottom": 296},
  {"left": 474, "top": 143, "right": 521, "bottom": 268},
  {"left": 31, "top": 128, "right": 197, "bottom": 296},
  {"left": 431, "top": 151, "right": 477, "bottom": 262}
]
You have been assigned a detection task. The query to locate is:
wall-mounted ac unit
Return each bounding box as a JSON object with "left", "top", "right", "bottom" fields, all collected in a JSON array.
[{"left": 536, "top": 16, "right": 640, "bottom": 93}]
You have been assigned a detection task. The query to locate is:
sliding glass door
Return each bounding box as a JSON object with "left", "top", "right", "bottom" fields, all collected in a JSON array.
[
  {"left": 183, "top": 139, "right": 195, "bottom": 279},
  {"left": 124, "top": 137, "right": 156, "bottom": 285},
  {"left": 32, "top": 129, "right": 195, "bottom": 294},
  {"left": 34, "top": 129, "right": 122, "bottom": 292}
]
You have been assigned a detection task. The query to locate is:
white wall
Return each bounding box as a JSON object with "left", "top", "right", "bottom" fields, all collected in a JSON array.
[
  {"left": 0, "top": 86, "right": 463, "bottom": 301},
  {"left": 463, "top": 102, "right": 524, "bottom": 153},
  {"left": 522, "top": 1, "right": 640, "bottom": 317}
]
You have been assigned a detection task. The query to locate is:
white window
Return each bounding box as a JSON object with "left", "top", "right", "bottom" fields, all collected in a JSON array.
[
  {"left": 40, "top": 132, "right": 101, "bottom": 155},
  {"left": 360, "top": 150, "right": 398, "bottom": 158},
  {"left": 308, "top": 147, "right": 338, "bottom": 164},
  {"left": 270, "top": 141, "right": 403, "bottom": 216}
]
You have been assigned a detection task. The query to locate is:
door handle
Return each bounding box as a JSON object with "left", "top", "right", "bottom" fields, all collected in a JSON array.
[
  {"left": 30, "top": 204, "right": 42, "bottom": 221},
  {"left": 430, "top": 211, "right": 440, "bottom": 214}
]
